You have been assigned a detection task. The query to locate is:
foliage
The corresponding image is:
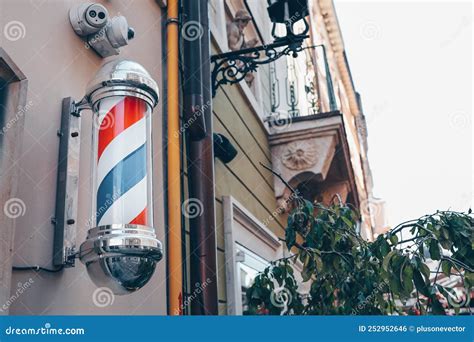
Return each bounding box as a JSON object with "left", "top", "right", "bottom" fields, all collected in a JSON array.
[{"left": 245, "top": 196, "right": 473, "bottom": 315}]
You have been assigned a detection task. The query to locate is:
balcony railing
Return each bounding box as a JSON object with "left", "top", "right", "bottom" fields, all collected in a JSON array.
[{"left": 267, "top": 44, "right": 338, "bottom": 121}]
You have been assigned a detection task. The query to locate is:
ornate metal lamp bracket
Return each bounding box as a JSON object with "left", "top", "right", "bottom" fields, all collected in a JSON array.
[{"left": 211, "top": 34, "right": 308, "bottom": 97}]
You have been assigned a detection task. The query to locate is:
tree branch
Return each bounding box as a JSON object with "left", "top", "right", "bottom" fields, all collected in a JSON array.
[{"left": 260, "top": 163, "right": 298, "bottom": 197}]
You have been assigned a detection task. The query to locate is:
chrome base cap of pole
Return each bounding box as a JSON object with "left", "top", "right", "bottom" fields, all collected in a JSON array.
[{"left": 79, "top": 224, "right": 163, "bottom": 295}]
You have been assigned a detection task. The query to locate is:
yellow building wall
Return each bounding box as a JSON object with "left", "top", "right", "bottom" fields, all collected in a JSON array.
[{"left": 212, "top": 83, "right": 287, "bottom": 313}]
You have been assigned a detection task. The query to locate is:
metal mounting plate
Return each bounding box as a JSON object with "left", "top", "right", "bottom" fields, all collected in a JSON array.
[{"left": 53, "top": 97, "right": 81, "bottom": 267}]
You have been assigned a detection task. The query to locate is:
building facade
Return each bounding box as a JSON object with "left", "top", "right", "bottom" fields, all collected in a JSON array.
[
  {"left": 0, "top": 0, "right": 383, "bottom": 315},
  {"left": 208, "top": 0, "right": 382, "bottom": 315}
]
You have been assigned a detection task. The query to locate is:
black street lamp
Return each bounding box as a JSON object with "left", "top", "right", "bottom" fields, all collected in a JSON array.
[
  {"left": 211, "top": 0, "right": 310, "bottom": 97},
  {"left": 267, "top": 0, "right": 309, "bottom": 42}
]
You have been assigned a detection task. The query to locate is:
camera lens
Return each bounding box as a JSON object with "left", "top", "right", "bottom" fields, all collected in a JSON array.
[
  {"left": 98, "top": 12, "right": 106, "bottom": 19},
  {"left": 89, "top": 10, "right": 97, "bottom": 18}
]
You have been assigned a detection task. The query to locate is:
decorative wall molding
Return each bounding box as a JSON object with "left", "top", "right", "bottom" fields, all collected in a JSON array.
[
  {"left": 268, "top": 112, "right": 359, "bottom": 211},
  {"left": 281, "top": 140, "right": 320, "bottom": 171}
]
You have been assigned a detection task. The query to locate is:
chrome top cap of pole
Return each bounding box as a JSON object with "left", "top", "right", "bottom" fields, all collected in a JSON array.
[{"left": 85, "top": 59, "right": 159, "bottom": 110}]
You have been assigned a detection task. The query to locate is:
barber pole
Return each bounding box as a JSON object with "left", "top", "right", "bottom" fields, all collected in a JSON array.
[
  {"left": 79, "top": 60, "right": 162, "bottom": 294},
  {"left": 94, "top": 96, "right": 151, "bottom": 227}
]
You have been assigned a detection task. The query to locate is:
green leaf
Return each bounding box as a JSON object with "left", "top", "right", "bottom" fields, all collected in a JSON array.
[
  {"left": 314, "top": 254, "right": 323, "bottom": 271},
  {"left": 431, "top": 295, "right": 446, "bottom": 315},
  {"left": 303, "top": 199, "right": 314, "bottom": 215},
  {"left": 465, "top": 272, "right": 474, "bottom": 287},
  {"left": 383, "top": 250, "right": 397, "bottom": 272},
  {"left": 251, "top": 287, "right": 261, "bottom": 299},
  {"left": 380, "top": 238, "right": 391, "bottom": 256},
  {"left": 388, "top": 272, "right": 401, "bottom": 294},
  {"left": 342, "top": 216, "right": 353, "bottom": 227},
  {"left": 429, "top": 240, "right": 441, "bottom": 260},
  {"left": 285, "top": 227, "right": 296, "bottom": 250},
  {"left": 402, "top": 265, "right": 414, "bottom": 294},
  {"left": 303, "top": 253, "right": 311, "bottom": 268},
  {"left": 389, "top": 234, "right": 398, "bottom": 245},
  {"left": 302, "top": 257, "right": 313, "bottom": 282},
  {"left": 298, "top": 250, "right": 306, "bottom": 263},
  {"left": 413, "top": 270, "right": 429, "bottom": 296},
  {"left": 441, "top": 260, "right": 451, "bottom": 277},
  {"left": 419, "top": 263, "right": 431, "bottom": 283}
]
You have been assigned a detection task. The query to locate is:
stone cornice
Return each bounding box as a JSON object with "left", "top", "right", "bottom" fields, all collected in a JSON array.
[{"left": 317, "top": 0, "right": 361, "bottom": 118}]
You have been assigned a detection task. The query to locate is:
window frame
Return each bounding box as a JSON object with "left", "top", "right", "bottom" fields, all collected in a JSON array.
[
  {"left": 0, "top": 47, "right": 28, "bottom": 314},
  {"left": 223, "top": 196, "right": 282, "bottom": 315}
]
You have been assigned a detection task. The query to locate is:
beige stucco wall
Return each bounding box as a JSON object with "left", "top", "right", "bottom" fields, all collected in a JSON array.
[{"left": 0, "top": 0, "right": 167, "bottom": 315}]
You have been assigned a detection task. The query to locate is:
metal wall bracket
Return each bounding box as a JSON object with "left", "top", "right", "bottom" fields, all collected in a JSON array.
[
  {"left": 210, "top": 34, "right": 308, "bottom": 97},
  {"left": 52, "top": 97, "right": 82, "bottom": 267}
]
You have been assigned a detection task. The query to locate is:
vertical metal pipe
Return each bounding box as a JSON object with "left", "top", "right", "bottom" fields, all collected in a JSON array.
[
  {"left": 182, "top": 0, "right": 206, "bottom": 140},
  {"left": 183, "top": 0, "right": 219, "bottom": 315},
  {"left": 166, "top": 0, "right": 183, "bottom": 315},
  {"left": 320, "top": 45, "right": 338, "bottom": 112}
]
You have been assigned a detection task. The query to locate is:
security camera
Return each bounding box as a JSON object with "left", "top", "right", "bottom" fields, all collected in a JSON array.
[
  {"left": 87, "top": 16, "right": 134, "bottom": 57},
  {"left": 69, "top": 3, "right": 135, "bottom": 58},
  {"left": 69, "top": 3, "right": 109, "bottom": 36}
]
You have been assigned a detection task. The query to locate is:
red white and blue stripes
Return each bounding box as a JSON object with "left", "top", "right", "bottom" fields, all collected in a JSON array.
[{"left": 96, "top": 96, "right": 150, "bottom": 227}]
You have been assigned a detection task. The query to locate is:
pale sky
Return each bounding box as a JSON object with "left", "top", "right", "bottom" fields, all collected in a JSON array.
[{"left": 334, "top": 0, "right": 473, "bottom": 227}]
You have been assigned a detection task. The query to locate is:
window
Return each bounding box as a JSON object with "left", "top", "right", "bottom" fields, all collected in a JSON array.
[
  {"left": 223, "top": 196, "right": 283, "bottom": 315},
  {"left": 236, "top": 243, "right": 270, "bottom": 314}
]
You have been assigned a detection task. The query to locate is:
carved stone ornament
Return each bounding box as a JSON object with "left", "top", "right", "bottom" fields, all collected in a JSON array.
[{"left": 281, "top": 140, "right": 319, "bottom": 170}]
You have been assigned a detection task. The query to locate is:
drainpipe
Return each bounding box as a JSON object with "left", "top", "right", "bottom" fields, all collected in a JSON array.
[
  {"left": 183, "top": 0, "right": 219, "bottom": 315},
  {"left": 166, "top": 0, "right": 183, "bottom": 315}
]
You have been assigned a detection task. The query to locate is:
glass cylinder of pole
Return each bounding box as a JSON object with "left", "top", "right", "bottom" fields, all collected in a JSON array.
[{"left": 91, "top": 96, "right": 153, "bottom": 228}]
